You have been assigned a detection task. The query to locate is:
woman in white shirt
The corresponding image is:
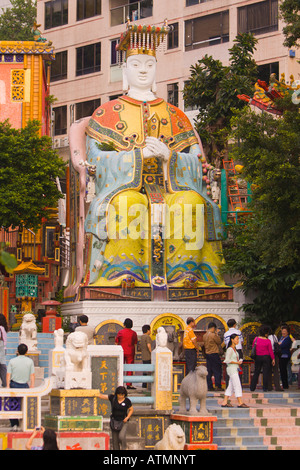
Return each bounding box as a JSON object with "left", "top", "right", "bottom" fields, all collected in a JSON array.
[{"left": 221, "top": 334, "right": 249, "bottom": 408}]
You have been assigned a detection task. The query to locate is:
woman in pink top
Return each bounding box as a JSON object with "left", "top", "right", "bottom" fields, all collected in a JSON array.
[{"left": 250, "top": 325, "right": 275, "bottom": 392}]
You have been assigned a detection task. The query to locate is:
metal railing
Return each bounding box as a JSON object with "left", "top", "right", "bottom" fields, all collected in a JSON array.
[
  {"left": 111, "top": 0, "right": 153, "bottom": 26},
  {"left": 123, "top": 363, "right": 155, "bottom": 404}
]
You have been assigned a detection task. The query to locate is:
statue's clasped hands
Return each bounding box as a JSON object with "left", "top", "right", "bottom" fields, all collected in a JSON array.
[{"left": 143, "top": 136, "right": 170, "bottom": 162}]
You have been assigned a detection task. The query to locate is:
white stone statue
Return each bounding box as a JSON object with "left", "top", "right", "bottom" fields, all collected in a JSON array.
[
  {"left": 156, "top": 326, "right": 168, "bottom": 348},
  {"left": 54, "top": 328, "right": 64, "bottom": 348},
  {"left": 56, "top": 331, "right": 92, "bottom": 389},
  {"left": 19, "top": 313, "right": 38, "bottom": 351},
  {"left": 49, "top": 328, "right": 65, "bottom": 385},
  {"left": 154, "top": 423, "right": 185, "bottom": 450}
]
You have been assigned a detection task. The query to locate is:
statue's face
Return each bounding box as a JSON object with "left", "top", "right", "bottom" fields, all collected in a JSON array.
[{"left": 125, "top": 54, "right": 156, "bottom": 91}]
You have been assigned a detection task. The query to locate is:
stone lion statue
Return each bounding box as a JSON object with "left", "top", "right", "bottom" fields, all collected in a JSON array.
[
  {"left": 62, "top": 331, "right": 89, "bottom": 371},
  {"left": 19, "top": 313, "right": 38, "bottom": 351},
  {"left": 154, "top": 423, "right": 185, "bottom": 450},
  {"left": 57, "top": 330, "right": 92, "bottom": 389},
  {"left": 179, "top": 365, "right": 210, "bottom": 416}
]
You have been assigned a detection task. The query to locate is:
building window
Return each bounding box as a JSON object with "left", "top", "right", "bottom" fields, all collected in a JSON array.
[
  {"left": 167, "top": 83, "right": 179, "bottom": 108},
  {"left": 76, "top": 43, "right": 101, "bottom": 76},
  {"left": 44, "top": 227, "right": 56, "bottom": 259},
  {"left": 109, "top": 94, "right": 123, "bottom": 101},
  {"left": 111, "top": 39, "right": 120, "bottom": 65},
  {"left": 53, "top": 105, "right": 67, "bottom": 135},
  {"left": 77, "top": 0, "right": 101, "bottom": 21},
  {"left": 238, "top": 0, "right": 278, "bottom": 36},
  {"left": 168, "top": 23, "right": 179, "bottom": 50},
  {"left": 11, "top": 69, "right": 25, "bottom": 102},
  {"left": 50, "top": 51, "right": 67, "bottom": 82},
  {"left": 258, "top": 62, "right": 279, "bottom": 83},
  {"left": 186, "top": 0, "right": 212, "bottom": 5},
  {"left": 110, "top": 0, "right": 153, "bottom": 27},
  {"left": 184, "top": 80, "right": 198, "bottom": 111},
  {"left": 75, "top": 99, "right": 101, "bottom": 120},
  {"left": 185, "top": 11, "right": 229, "bottom": 50},
  {"left": 45, "top": 0, "right": 68, "bottom": 30}
]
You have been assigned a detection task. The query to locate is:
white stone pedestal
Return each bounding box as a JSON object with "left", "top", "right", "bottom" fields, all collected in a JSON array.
[
  {"left": 61, "top": 300, "right": 242, "bottom": 335},
  {"left": 151, "top": 346, "right": 173, "bottom": 410}
]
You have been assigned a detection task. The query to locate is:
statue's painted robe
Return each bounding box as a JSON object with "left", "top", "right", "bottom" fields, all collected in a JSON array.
[{"left": 84, "top": 95, "right": 225, "bottom": 288}]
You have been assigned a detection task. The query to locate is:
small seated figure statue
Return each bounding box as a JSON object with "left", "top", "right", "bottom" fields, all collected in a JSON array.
[
  {"left": 54, "top": 328, "right": 64, "bottom": 349},
  {"left": 49, "top": 328, "right": 65, "bottom": 385},
  {"left": 156, "top": 326, "right": 168, "bottom": 349}
]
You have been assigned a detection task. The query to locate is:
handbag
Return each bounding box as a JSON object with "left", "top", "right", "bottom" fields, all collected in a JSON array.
[
  {"left": 250, "top": 337, "right": 258, "bottom": 360},
  {"left": 219, "top": 344, "right": 226, "bottom": 357},
  {"left": 110, "top": 415, "right": 123, "bottom": 432},
  {"left": 273, "top": 339, "right": 282, "bottom": 357}
]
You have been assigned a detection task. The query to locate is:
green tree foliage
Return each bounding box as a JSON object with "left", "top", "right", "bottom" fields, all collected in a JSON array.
[
  {"left": 0, "top": 242, "right": 17, "bottom": 273},
  {"left": 0, "top": 0, "right": 36, "bottom": 41},
  {"left": 280, "top": 0, "right": 300, "bottom": 48},
  {"left": 183, "top": 33, "right": 257, "bottom": 166},
  {"left": 0, "top": 120, "right": 66, "bottom": 231},
  {"left": 222, "top": 102, "right": 300, "bottom": 326}
]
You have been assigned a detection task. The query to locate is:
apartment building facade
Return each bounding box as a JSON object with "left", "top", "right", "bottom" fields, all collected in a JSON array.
[{"left": 36, "top": 0, "right": 300, "bottom": 152}]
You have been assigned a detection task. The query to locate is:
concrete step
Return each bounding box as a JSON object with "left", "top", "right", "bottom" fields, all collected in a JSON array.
[{"left": 207, "top": 388, "right": 300, "bottom": 450}]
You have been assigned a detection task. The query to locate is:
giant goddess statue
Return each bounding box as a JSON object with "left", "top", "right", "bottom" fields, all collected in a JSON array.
[{"left": 66, "top": 22, "right": 226, "bottom": 300}]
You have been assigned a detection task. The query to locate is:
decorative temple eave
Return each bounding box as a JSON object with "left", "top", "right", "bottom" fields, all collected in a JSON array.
[
  {"left": 13, "top": 260, "right": 45, "bottom": 275},
  {"left": 0, "top": 40, "right": 55, "bottom": 61}
]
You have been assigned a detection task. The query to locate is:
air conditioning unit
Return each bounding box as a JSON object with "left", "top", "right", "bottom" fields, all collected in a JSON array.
[{"left": 53, "top": 137, "right": 69, "bottom": 148}]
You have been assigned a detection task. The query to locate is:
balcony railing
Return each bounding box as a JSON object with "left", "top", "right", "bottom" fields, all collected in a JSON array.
[{"left": 111, "top": 0, "right": 153, "bottom": 26}]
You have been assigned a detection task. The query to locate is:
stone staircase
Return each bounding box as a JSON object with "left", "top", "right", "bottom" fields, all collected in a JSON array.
[
  {"left": 6, "top": 332, "right": 54, "bottom": 378},
  {"left": 206, "top": 388, "right": 300, "bottom": 450}
]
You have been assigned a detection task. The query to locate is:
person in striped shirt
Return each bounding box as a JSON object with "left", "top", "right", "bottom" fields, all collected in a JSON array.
[{"left": 224, "top": 319, "right": 244, "bottom": 360}]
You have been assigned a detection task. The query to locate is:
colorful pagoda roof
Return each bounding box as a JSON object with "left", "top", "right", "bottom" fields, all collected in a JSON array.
[
  {"left": 13, "top": 260, "right": 45, "bottom": 275},
  {"left": 238, "top": 73, "right": 300, "bottom": 115},
  {"left": 0, "top": 41, "right": 54, "bottom": 59}
]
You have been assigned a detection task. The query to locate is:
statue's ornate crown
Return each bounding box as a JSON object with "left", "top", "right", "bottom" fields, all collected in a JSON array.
[{"left": 116, "top": 19, "right": 170, "bottom": 62}]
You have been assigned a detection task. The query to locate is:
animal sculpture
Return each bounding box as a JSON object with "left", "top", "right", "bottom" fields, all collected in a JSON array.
[
  {"left": 154, "top": 423, "right": 185, "bottom": 450},
  {"left": 179, "top": 365, "right": 210, "bottom": 415},
  {"left": 62, "top": 331, "right": 89, "bottom": 371},
  {"left": 19, "top": 313, "right": 38, "bottom": 351}
]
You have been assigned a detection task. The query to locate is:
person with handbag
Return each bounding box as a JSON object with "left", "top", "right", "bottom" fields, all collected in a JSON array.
[
  {"left": 99, "top": 386, "right": 133, "bottom": 450},
  {"left": 268, "top": 327, "right": 282, "bottom": 391},
  {"left": 221, "top": 334, "right": 249, "bottom": 408},
  {"left": 250, "top": 325, "right": 275, "bottom": 392}
]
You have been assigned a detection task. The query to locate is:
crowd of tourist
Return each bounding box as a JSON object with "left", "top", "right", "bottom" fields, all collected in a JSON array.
[
  {"left": 1, "top": 312, "right": 300, "bottom": 450},
  {"left": 184, "top": 317, "right": 299, "bottom": 409}
]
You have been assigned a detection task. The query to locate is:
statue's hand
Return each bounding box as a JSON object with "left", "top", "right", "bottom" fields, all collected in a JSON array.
[{"left": 143, "top": 137, "right": 170, "bottom": 162}]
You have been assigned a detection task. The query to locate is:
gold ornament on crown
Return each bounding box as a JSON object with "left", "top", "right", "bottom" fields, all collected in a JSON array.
[{"left": 116, "top": 18, "right": 170, "bottom": 63}]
